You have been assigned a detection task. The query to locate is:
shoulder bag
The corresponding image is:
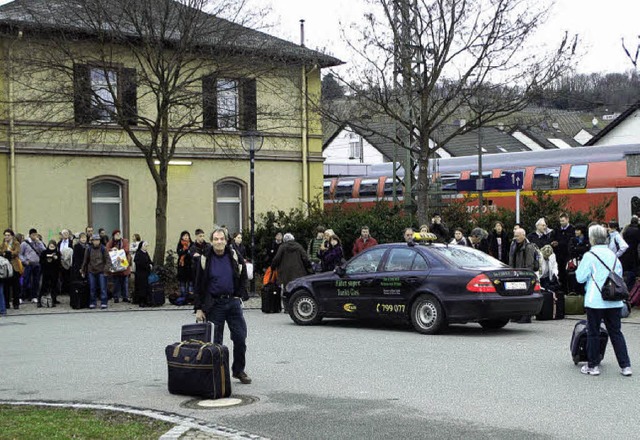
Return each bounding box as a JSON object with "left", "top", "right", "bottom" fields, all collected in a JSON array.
[{"left": 589, "top": 252, "right": 629, "bottom": 301}]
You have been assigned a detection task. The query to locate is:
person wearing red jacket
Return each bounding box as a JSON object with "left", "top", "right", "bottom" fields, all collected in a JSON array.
[{"left": 352, "top": 226, "right": 379, "bottom": 256}]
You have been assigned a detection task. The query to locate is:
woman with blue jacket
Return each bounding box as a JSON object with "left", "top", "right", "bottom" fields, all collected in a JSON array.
[{"left": 575, "top": 224, "right": 632, "bottom": 377}]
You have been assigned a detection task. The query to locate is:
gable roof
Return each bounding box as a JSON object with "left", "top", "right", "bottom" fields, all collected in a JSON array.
[
  {"left": 584, "top": 101, "right": 640, "bottom": 146},
  {"left": 0, "top": 0, "right": 342, "bottom": 68},
  {"left": 433, "top": 126, "right": 529, "bottom": 156}
]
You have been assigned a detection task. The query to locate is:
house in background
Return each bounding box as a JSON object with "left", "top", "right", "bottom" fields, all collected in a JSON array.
[
  {"left": 585, "top": 101, "right": 640, "bottom": 146},
  {"left": 0, "top": 0, "right": 341, "bottom": 244}
]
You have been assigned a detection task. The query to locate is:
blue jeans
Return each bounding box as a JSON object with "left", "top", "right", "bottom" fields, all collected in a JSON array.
[
  {"left": 111, "top": 275, "right": 129, "bottom": 300},
  {"left": 207, "top": 297, "right": 247, "bottom": 376},
  {"left": 88, "top": 272, "right": 108, "bottom": 306},
  {"left": 585, "top": 307, "right": 631, "bottom": 369},
  {"left": 0, "top": 282, "right": 5, "bottom": 315},
  {"left": 21, "top": 264, "right": 41, "bottom": 300}
]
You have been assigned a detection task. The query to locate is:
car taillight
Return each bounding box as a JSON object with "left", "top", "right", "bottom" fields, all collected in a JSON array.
[
  {"left": 466, "top": 274, "right": 497, "bottom": 293},
  {"left": 533, "top": 281, "right": 541, "bottom": 292}
]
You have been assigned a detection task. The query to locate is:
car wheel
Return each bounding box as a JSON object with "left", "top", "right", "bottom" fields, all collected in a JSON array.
[
  {"left": 479, "top": 319, "right": 509, "bottom": 330},
  {"left": 410, "top": 294, "right": 445, "bottom": 334},
  {"left": 289, "top": 290, "right": 323, "bottom": 326}
]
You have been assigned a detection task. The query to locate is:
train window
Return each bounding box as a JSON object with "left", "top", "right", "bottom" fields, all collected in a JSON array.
[
  {"left": 532, "top": 167, "right": 560, "bottom": 190},
  {"left": 383, "top": 177, "right": 404, "bottom": 197},
  {"left": 335, "top": 179, "right": 355, "bottom": 199},
  {"left": 469, "top": 171, "right": 492, "bottom": 180},
  {"left": 359, "top": 178, "right": 379, "bottom": 198},
  {"left": 323, "top": 180, "right": 332, "bottom": 199},
  {"left": 440, "top": 173, "right": 460, "bottom": 191},
  {"left": 568, "top": 165, "right": 588, "bottom": 189}
]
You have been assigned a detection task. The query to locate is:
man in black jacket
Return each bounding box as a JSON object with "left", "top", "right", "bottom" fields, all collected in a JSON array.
[
  {"left": 194, "top": 228, "right": 251, "bottom": 384},
  {"left": 551, "top": 213, "right": 575, "bottom": 293},
  {"left": 621, "top": 216, "right": 640, "bottom": 290}
]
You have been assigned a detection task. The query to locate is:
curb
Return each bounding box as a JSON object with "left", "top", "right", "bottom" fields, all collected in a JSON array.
[{"left": 0, "top": 400, "right": 269, "bottom": 440}]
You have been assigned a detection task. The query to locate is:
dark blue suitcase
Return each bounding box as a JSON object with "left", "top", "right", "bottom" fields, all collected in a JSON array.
[
  {"left": 166, "top": 340, "right": 231, "bottom": 399},
  {"left": 570, "top": 320, "right": 608, "bottom": 365},
  {"left": 181, "top": 322, "right": 212, "bottom": 343}
]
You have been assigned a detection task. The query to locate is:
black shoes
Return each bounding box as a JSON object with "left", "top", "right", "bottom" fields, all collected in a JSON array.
[{"left": 233, "top": 372, "right": 252, "bottom": 384}]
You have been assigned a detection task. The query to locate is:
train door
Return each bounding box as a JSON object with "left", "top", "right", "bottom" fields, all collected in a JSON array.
[{"left": 617, "top": 188, "right": 640, "bottom": 226}]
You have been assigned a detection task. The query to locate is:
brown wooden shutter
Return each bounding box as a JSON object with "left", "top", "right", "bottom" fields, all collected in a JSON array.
[
  {"left": 240, "top": 78, "right": 257, "bottom": 131},
  {"left": 202, "top": 74, "right": 218, "bottom": 129},
  {"left": 121, "top": 68, "right": 138, "bottom": 126},
  {"left": 73, "top": 64, "right": 92, "bottom": 124}
]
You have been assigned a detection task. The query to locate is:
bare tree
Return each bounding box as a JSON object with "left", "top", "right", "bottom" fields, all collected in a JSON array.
[
  {"left": 327, "top": 0, "right": 575, "bottom": 223},
  {"left": 3, "top": 0, "right": 313, "bottom": 264},
  {"left": 622, "top": 35, "right": 640, "bottom": 70}
]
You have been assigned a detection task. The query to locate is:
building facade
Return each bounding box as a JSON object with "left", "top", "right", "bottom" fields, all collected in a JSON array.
[{"left": 0, "top": 0, "right": 340, "bottom": 247}]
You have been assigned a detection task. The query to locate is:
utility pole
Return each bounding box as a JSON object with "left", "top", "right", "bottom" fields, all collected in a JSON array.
[{"left": 393, "top": 0, "right": 418, "bottom": 213}]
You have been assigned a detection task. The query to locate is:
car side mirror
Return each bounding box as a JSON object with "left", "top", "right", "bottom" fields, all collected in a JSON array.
[{"left": 334, "top": 266, "right": 346, "bottom": 277}]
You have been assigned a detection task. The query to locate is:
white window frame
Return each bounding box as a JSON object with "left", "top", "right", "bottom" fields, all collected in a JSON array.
[
  {"left": 216, "top": 182, "right": 243, "bottom": 230},
  {"left": 91, "top": 181, "right": 123, "bottom": 232}
]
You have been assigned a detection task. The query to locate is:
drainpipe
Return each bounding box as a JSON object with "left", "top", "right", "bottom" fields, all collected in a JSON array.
[
  {"left": 301, "top": 63, "right": 308, "bottom": 208},
  {"left": 300, "top": 20, "right": 308, "bottom": 208},
  {"left": 7, "top": 30, "right": 22, "bottom": 229}
]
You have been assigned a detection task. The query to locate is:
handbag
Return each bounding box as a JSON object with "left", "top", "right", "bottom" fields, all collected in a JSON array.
[
  {"left": 566, "top": 258, "right": 577, "bottom": 272},
  {"left": 148, "top": 272, "right": 160, "bottom": 284},
  {"left": 589, "top": 252, "right": 629, "bottom": 301}
]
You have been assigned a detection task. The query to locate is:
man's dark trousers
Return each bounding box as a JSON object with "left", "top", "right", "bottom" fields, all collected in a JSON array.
[{"left": 207, "top": 297, "right": 247, "bottom": 376}]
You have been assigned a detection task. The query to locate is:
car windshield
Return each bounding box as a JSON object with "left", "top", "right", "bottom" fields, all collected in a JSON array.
[{"left": 431, "top": 246, "right": 506, "bottom": 269}]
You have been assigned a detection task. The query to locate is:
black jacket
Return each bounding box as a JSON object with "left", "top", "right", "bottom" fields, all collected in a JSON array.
[
  {"left": 621, "top": 224, "right": 640, "bottom": 272},
  {"left": 430, "top": 222, "right": 449, "bottom": 243},
  {"left": 488, "top": 231, "right": 510, "bottom": 264},
  {"left": 71, "top": 242, "right": 88, "bottom": 280},
  {"left": 40, "top": 248, "right": 61, "bottom": 278},
  {"left": 551, "top": 225, "right": 575, "bottom": 261},
  {"left": 569, "top": 236, "right": 590, "bottom": 262},
  {"left": 527, "top": 231, "right": 552, "bottom": 249},
  {"left": 194, "top": 245, "right": 248, "bottom": 312},
  {"left": 469, "top": 238, "right": 489, "bottom": 254}
]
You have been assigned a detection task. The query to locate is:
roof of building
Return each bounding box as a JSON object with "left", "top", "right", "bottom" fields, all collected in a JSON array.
[
  {"left": 0, "top": 0, "right": 342, "bottom": 68},
  {"left": 432, "top": 126, "right": 530, "bottom": 156},
  {"left": 584, "top": 101, "right": 640, "bottom": 146}
]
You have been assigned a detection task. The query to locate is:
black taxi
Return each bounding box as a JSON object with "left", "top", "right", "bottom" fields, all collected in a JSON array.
[{"left": 283, "top": 242, "right": 543, "bottom": 334}]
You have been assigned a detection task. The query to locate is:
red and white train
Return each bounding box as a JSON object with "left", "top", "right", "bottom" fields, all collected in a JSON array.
[{"left": 324, "top": 144, "right": 640, "bottom": 225}]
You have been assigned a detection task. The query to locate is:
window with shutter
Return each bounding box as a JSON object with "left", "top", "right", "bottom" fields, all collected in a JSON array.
[
  {"left": 73, "top": 64, "right": 137, "bottom": 125},
  {"left": 202, "top": 75, "right": 257, "bottom": 131}
]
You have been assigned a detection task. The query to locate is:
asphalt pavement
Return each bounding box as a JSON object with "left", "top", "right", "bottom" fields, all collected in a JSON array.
[{"left": 2, "top": 298, "right": 640, "bottom": 439}]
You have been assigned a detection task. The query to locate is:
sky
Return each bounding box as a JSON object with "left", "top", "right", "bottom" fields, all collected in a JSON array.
[
  {"left": 0, "top": 0, "right": 637, "bottom": 74},
  {"left": 256, "top": 0, "right": 639, "bottom": 75}
]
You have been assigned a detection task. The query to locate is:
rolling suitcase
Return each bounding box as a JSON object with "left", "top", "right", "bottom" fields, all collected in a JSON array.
[
  {"left": 150, "top": 282, "right": 165, "bottom": 306},
  {"left": 261, "top": 283, "right": 282, "bottom": 313},
  {"left": 535, "top": 289, "right": 554, "bottom": 321},
  {"left": 181, "top": 322, "right": 212, "bottom": 343},
  {"left": 570, "top": 319, "right": 608, "bottom": 365},
  {"left": 70, "top": 280, "right": 90, "bottom": 309},
  {"left": 166, "top": 340, "right": 231, "bottom": 399}
]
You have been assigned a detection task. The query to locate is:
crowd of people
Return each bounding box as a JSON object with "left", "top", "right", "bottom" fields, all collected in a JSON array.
[{"left": 2, "top": 213, "right": 636, "bottom": 378}]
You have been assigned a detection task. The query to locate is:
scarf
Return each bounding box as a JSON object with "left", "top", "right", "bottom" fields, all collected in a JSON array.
[{"left": 179, "top": 238, "right": 190, "bottom": 267}]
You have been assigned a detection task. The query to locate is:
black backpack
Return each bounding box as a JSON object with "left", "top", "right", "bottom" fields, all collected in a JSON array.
[{"left": 589, "top": 252, "right": 629, "bottom": 301}]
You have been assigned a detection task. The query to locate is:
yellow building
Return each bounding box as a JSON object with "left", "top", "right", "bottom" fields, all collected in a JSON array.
[{"left": 0, "top": 0, "right": 340, "bottom": 251}]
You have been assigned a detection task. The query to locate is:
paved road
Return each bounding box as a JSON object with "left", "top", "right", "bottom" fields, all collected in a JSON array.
[{"left": 2, "top": 308, "right": 639, "bottom": 439}]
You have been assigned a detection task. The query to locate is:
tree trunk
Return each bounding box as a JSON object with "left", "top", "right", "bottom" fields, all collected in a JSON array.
[{"left": 153, "top": 179, "right": 168, "bottom": 267}]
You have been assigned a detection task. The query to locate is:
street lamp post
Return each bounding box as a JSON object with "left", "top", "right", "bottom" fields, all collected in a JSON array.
[{"left": 240, "top": 131, "right": 264, "bottom": 296}]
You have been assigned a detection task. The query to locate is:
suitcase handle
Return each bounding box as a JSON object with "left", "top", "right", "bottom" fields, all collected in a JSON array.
[{"left": 172, "top": 340, "right": 212, "bottom": 358}]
